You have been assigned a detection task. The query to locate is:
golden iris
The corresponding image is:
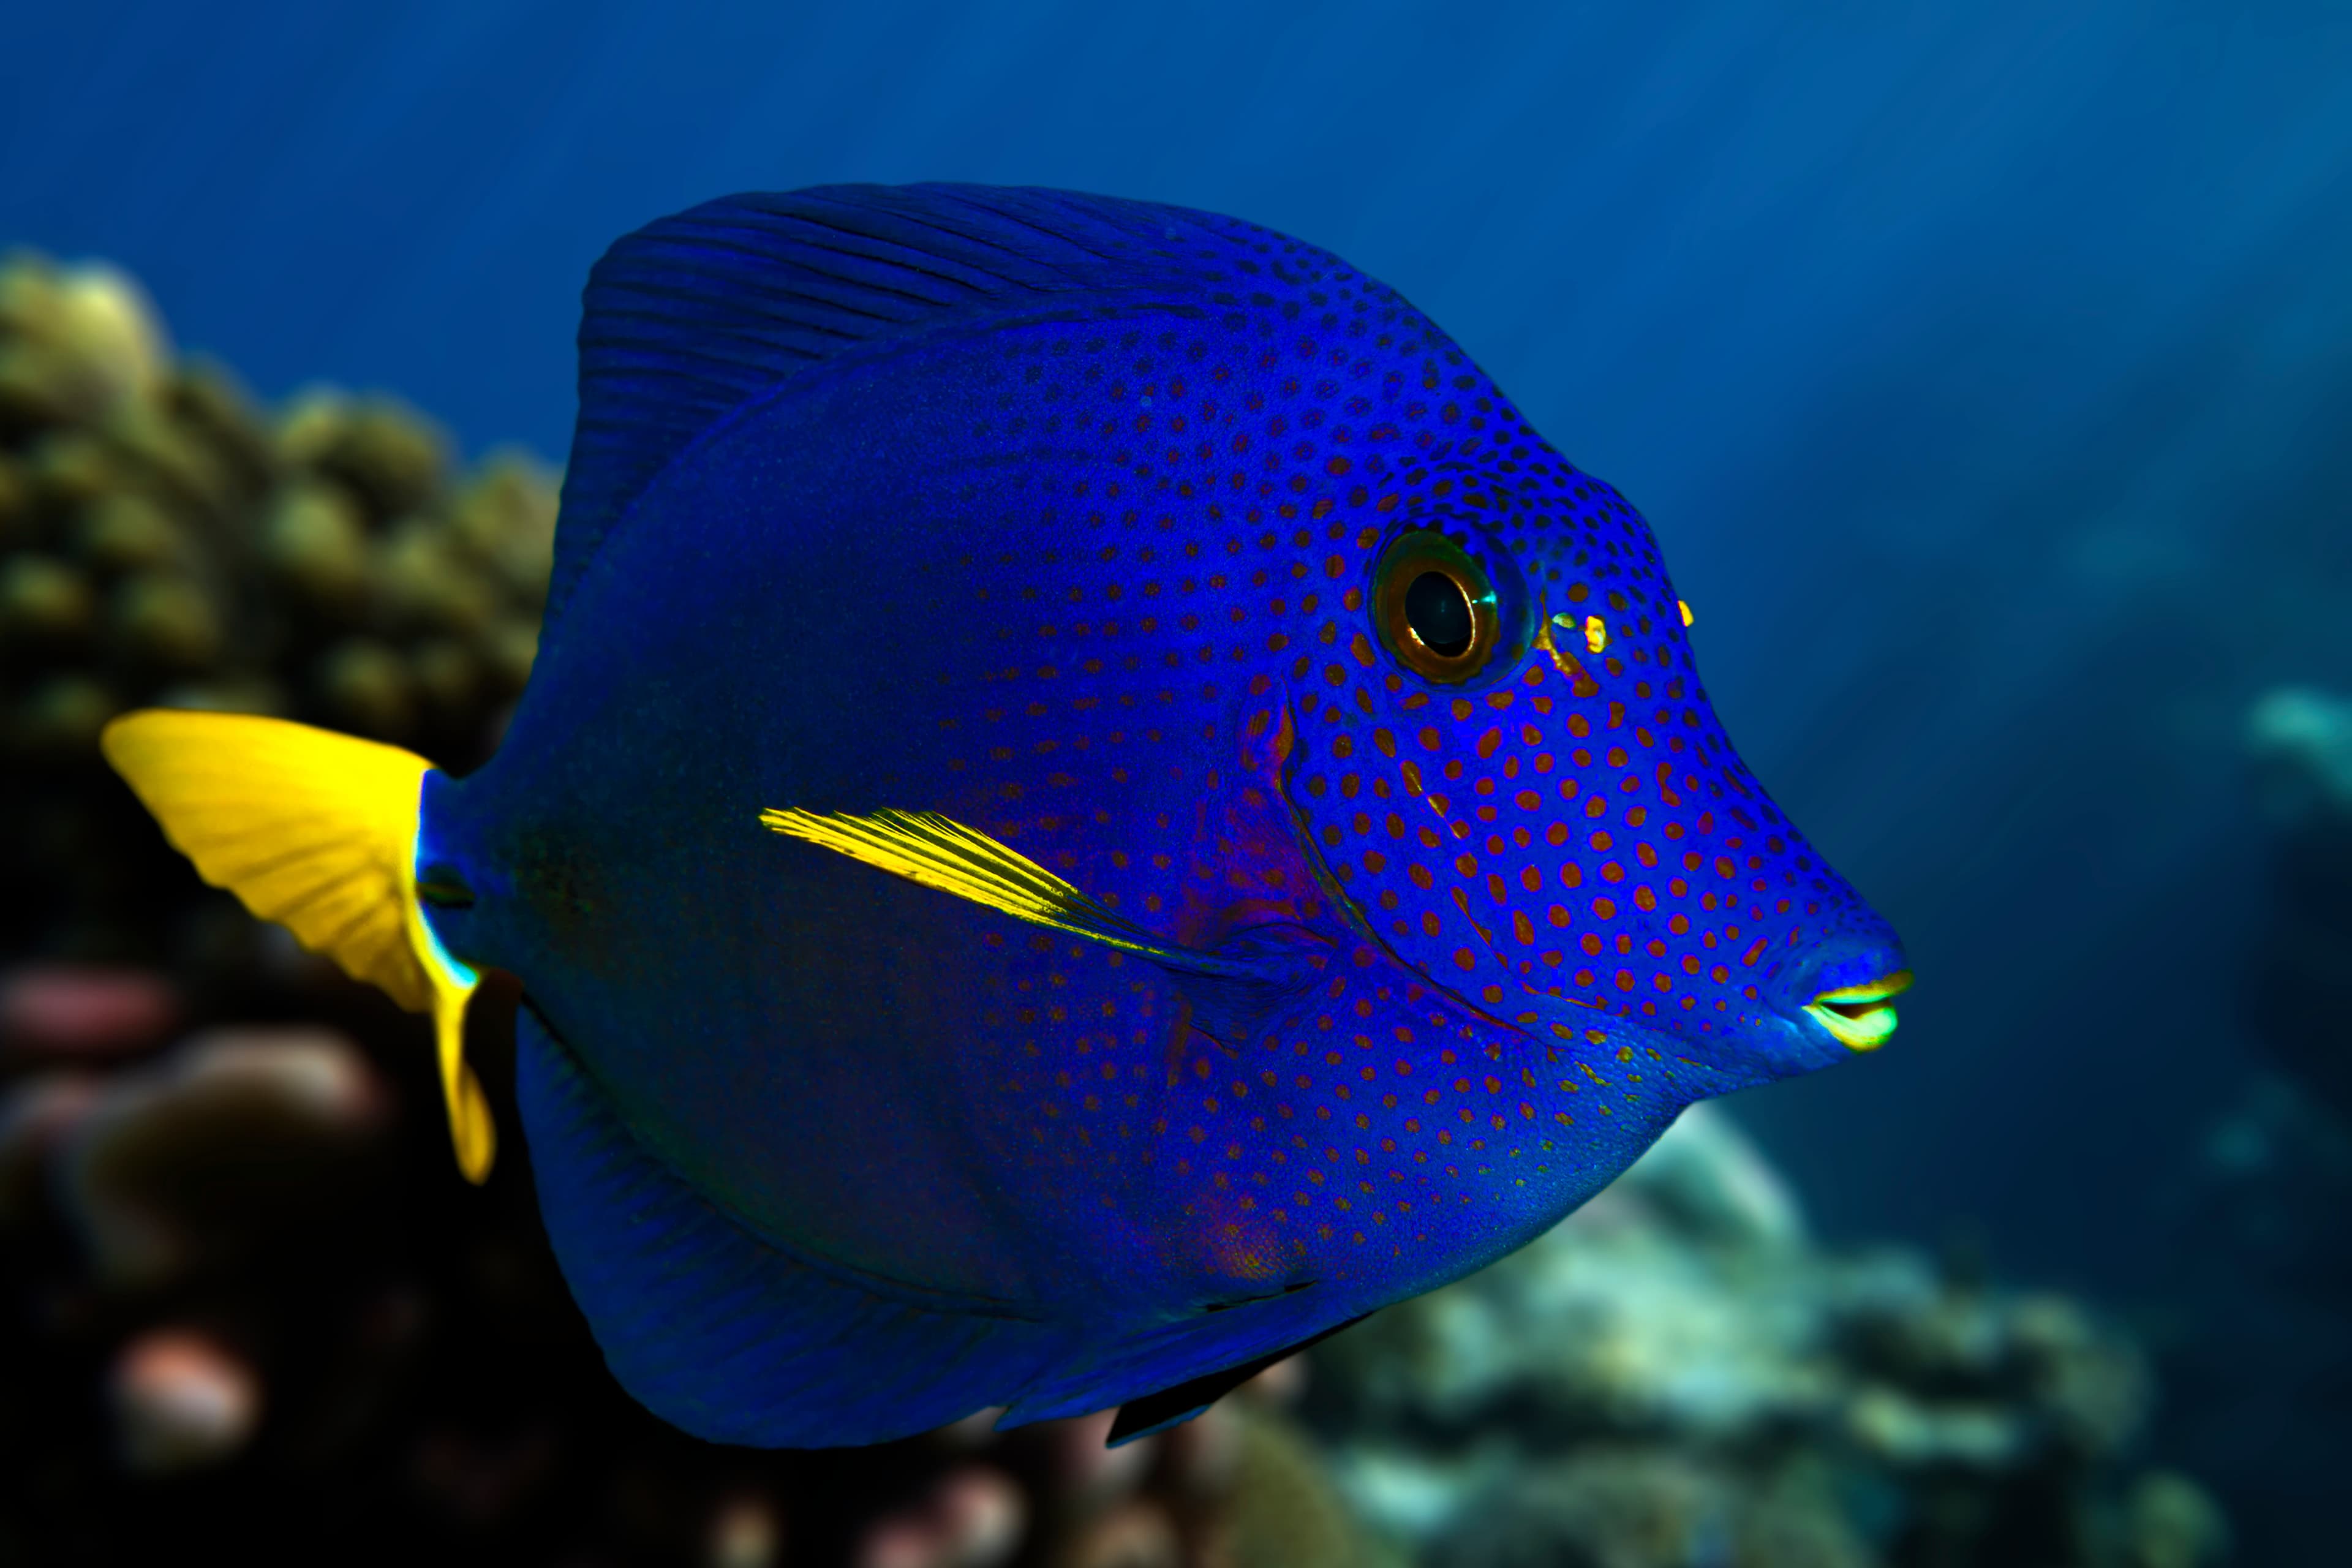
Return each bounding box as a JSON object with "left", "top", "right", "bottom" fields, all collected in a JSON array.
[{"left": 1374, "top": 530, "right": 1500, "bottom": 682}]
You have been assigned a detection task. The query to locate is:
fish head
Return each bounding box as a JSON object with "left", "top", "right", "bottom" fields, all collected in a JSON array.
[{"left": 1280, "top": 469, "right": 1909, "bottom": 1088}]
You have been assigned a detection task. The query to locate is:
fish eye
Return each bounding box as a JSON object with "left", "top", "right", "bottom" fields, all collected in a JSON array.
[
  {"left": 1374, "top": 530, "right": 1499, "bottom": 682},
  {"left": 1404, "top": 572, "right": 1472, "bottom": 656}
]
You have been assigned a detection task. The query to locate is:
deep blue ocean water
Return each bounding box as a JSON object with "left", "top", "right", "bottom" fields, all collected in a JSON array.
[{"left": 7, "top": 1, "right": 2349, "bottom": 1556}]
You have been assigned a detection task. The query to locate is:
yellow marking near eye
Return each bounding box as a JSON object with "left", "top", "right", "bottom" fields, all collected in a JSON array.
[
  {"left": 1583, "top": 616, "right": 1607, "bottom": 655},
  {"left": 1537, "top": 617, "right": 1591, "bottom": 685},
  {"left": 1805, "top": 969, "right": 1913, "bottom": 1053},
  {"left": 1678, "top": 600, "right": 1694, "bottom": 627}
]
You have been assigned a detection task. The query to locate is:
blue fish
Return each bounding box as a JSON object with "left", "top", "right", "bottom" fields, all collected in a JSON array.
[{"left": 102, "top": 185, "right": 1910, "bottom": 1447}]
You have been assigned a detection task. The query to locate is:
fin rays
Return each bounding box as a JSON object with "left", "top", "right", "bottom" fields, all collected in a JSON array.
[
  {"left": 516, "top": 1007, "right": 1058, "bottom": 1445},
  {"left": 101, "top": 709, "right": 496, "bottom": 1182},
  {"left": 551, "top": 186, "right": 1299, "bottom": 624},
  {"left": 760, "top": 806, "right": 1199, "bottom": 966}
]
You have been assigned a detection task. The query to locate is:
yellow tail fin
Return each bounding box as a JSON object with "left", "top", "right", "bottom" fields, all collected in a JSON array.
[{"left": 100, "top": 709, "right": 495, "bottom": 1183}]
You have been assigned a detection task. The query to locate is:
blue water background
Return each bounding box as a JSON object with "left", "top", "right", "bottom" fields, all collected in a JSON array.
[{"left": 7, "top": 0, "right": 2349, "bottom": 1552}]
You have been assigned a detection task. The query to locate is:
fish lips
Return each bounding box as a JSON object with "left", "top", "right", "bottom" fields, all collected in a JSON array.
[
  {"left": 1491, "top": 935, "right": 1912, "bottom": 1084},
  {"left": 1774, "top": 939, "right": 1913, "bottom": 1065}
]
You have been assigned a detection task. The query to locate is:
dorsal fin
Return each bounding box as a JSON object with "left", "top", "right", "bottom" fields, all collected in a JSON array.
[{"left": 550, "top": 183, "right": 1364, "bottom": 623}]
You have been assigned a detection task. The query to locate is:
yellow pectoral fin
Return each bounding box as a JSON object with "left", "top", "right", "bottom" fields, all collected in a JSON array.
[
  {"left": 760, "top": 805, "right": 1189, "bottom": 965},
  {"left": 102, "top": 709, "right": 493, "bottom": 1182}
]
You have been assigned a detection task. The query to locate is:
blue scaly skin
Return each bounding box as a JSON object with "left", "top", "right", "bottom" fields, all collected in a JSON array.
[{"left": 409, "top": 186, "right": 1907, "bottom": 1442}]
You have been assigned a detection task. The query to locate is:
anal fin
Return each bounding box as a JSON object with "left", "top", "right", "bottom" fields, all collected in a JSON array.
[{"left": 514, "top": 1005, "right": 1057, "bottom": 1447}]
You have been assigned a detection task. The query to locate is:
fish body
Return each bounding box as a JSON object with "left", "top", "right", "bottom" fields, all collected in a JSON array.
[{"left": 105, "top": 186, "right": 1909, "bottom": 1447}]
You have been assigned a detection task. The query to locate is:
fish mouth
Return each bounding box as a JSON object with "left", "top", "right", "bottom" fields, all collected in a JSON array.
[{"left": 1803, "top": 970, "right": 1912, "bottom": 1052}]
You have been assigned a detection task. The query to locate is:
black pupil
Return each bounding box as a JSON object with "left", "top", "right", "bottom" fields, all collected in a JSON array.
[{"left": 1404, "top": 571, "right": 1473, "bottom": 657}]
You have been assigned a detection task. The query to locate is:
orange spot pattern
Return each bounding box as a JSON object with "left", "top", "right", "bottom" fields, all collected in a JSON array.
[{"left": 816, "top": 212, "right": 1897, "bottom": 1302}]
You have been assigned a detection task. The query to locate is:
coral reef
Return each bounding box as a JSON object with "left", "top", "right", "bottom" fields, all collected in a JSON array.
[
  {"left": 0, "top": 974, "right": 1389, "bottom": 1567},
  {"left": 0, "top": 252, "right": 2233, "bottom": 1567},
  {"left": 2241, "top": 687, "right": 2352, "bottom": 1117},
  {"left": 0, "top": 245, "right": 1398, "bottom": 1568},
  {"left": 1303, "top": 1104, "right": 2226, "bottom": 1568},
  {"left": 2188, "top": 1069, "right": 2352, "bottom": 1303},
  {"left": 0, "top": 249, "right": 554, "bottom": 970},
  {"left": 2135, "top": 685, "right": 2352, "bottom": 1566},
  {"left": 111, "top": 1325, "right": 265, "bottom": 1474}
]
